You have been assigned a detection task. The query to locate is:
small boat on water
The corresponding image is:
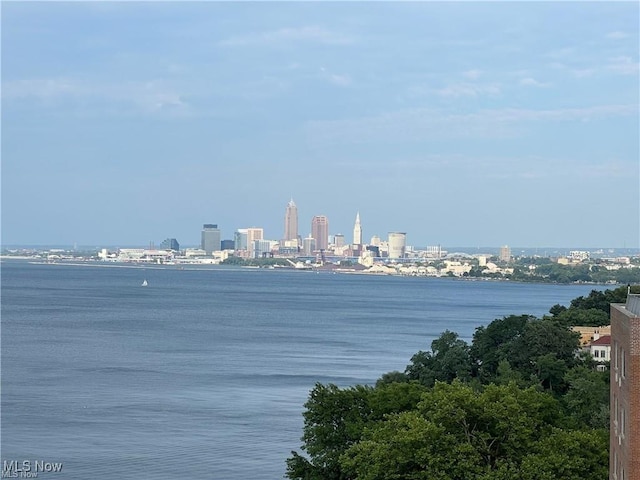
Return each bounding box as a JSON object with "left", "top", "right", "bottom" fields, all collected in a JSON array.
[{"left": 141, "top": 279, "right": 148, "bottom": 287}]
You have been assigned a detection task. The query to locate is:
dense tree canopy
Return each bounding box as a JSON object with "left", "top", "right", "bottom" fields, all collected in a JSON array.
[{"left": 286, "top": 286, "right": 628, "bottom": 479}]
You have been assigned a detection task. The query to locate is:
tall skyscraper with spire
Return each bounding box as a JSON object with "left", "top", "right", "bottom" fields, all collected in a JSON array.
[
  {"left": 284, "top": 198, "right": 298, "bottom": 243},
  {"left": 353, "top": 212, "right": 362, "bottom": 246}
]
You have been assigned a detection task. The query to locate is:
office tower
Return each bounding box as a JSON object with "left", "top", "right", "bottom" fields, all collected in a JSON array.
[
  {"left": 610, "top": 293, "right": 640, "bottom": 480},
  {"left": 284, "top": 199, "right": 298, "bottom": 243},
  {"left": 246, "top": 227, "right": 263, "bottom": 245},
  {"left": 253, "top": 239, "right": 272, "bottom": 259},
  {"left": 221, "top": 239, "right": 235, "bottom": 251},
  {"left": 160, "top": 238, "right": 180, "bottom": 251},
  {"left": 234, "top": 229, "right": 248, "bottom": 251},
  {"left": 388, "top": 232, "right": 406, "bottom": 259},
  {"left": 499, "top": 245, "right": 511, "bottom": 263},
  {"left": 334, "top": 234, "right": 345, "bottom": 248},
  {"left": 311, "top": 215, "right": 329, "bottom": 251},
  {"left": 353, "top": 212, "right": 362, "bottom": 246},
  {"left": 246, "top": 227, "right": 264, "bottom": 258},
  {"left": 303, "top": 235, "right": 316, "bottom": 256},
  {"left": 201, "top": 224, "right": 221, "bottom": 255}
]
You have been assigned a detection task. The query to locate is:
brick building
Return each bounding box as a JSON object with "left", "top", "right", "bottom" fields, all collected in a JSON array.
[{"left": 610, "top": 293, "right": 640, "bottom": 480}]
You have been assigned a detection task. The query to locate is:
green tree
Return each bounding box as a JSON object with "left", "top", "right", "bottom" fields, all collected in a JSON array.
[
  {"left": 516, "top": 429, "right": 609, "bottom": 480},
  {"left": 286, "top": 382, "right": 428, "bottom": 480},
  {"left": 470, "top": 315, "right": 531, "bottom": 382},
  {"left": 286, "top": 383, "right": 374, "bottom": 480},
  {"left": 506, "top": 319, "right": 580, "bottom": 391},
  {"left": 405, "top": 330, "right": 471, "bottom": 386},
  {"left": 340, "top": 382, "right": 569, "bottom": 480},
  {"left": 562, "top": 365, "right": 610, "bottom": 429}
]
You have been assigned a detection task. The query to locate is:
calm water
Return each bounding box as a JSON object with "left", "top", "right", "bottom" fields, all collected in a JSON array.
[{"left": 1, "top": 261, "right": 607, "bottom": 479}]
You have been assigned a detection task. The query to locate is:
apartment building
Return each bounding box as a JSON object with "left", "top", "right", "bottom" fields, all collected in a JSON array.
[{"left": 610, "top": 293, "right": 640, "bottom": 480}]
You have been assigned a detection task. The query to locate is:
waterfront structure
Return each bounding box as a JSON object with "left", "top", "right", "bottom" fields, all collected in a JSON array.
[
  {"left": 311, "top": 215, "right": 329, "bottom": 251},
  {"left": 610, "top": 293, "right": 640, "bottom": 480},
  {"left": 284, "top": 199, "right": 298, "bottom": 243},
  {"left": 201, "top": 224, "right": 221, "bottom": 255},
  {"left": 160, "top": 238, "right": 180, "bottom": 251},
  {"left": 353, "top": 212, "right": 362, "bottom": 246},
  {"left": 388, "top": 232, "right": 407, "bottom": 259}
]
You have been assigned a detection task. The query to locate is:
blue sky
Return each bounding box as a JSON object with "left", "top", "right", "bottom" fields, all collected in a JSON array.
[{"left": 2, "top": 1, "right": 638, "bottom": 248}]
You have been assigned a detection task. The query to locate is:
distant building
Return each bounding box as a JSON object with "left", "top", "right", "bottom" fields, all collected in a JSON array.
[
  {"left": 253, "top": 239, "right": 272, "bottom": 258},
  {"left": 246, "top": 228, "right": 264, "bottom": 258},
  {"left": 366, "top": 245, "right": 380, "bottom": 257},
  {"left": 311, "top": 216, "right": 329, "bottom": 251},
  {"left": 303, "top": 235, "right": 316, "bottom": 256},
  {"left": 388, "top": 232, "right": 406, "bottom": 259},
  {"left": 284, "top": 199, "right": 298, "bottom": 243},
  {"left": 334, "top": 234, "right": 345, "bottom": 248},
  {"left": 234, "top": 229, "right": 248, "bottom": 251},
  {"left": 610, "top": 293, "right": 640, "bottom": 480},
  {"left": 590, "top": 335, "right": 611, "bottom": 365},
  {"left": 353, "top": 212, "right": 362, "bottom": 246},
  {"left": 221, "top": 239, "right": 235, "bottom": 251},
  {"left": 572, "top": 325, "right": 611, "bottom": 347},
  {"left": 569, "top": 250, "right": 590, "bottom": 262},
  {"left": 160, "top": 238, "right": 180, "bottom": 251},
  {"left": 499, "top": 245, "right": 511, "bottom": 263},
  {"left": 201, "top": 224, "right": 221, "bottom": 255}
]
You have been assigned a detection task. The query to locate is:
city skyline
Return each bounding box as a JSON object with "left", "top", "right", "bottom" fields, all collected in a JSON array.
[{"left": 2, "top": 2, "right": 638, "bottom": 248}]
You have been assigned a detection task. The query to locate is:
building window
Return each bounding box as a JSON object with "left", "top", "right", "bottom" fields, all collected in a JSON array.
[{"left": 621, "top": 348, "right": 626, "bottom": 379}]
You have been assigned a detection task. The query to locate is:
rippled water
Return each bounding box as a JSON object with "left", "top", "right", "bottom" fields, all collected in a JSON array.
[{"left": 1, "top": 261, "right": 606, "bottom": 479}]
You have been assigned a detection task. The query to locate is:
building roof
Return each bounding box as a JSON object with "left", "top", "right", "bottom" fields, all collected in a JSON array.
[{"left": 590, "top": 335, "right": 611, "bottom": 347}]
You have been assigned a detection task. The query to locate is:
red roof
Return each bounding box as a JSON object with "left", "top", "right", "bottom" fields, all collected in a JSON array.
[{"left": 591, "top": 335, "right": 611, "bottom": 346}]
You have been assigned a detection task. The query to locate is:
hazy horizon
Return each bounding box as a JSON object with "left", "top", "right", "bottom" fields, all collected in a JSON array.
[{"left": 2, "top": 2, "right": 638, "bottom": 248}]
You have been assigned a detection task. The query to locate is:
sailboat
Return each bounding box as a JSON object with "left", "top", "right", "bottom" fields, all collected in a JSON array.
[{"left": 141, "top": 279, "right": 148, "bottom": 287}]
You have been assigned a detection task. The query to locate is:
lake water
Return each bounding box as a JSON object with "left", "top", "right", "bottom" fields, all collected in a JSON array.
[{"left": 1, "top": 261, "right": 608, "bottom": 479}]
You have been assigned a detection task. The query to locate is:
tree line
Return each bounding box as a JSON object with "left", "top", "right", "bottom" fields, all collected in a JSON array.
[{"left": 286, "top": 285, "right": 639, "bottom": 480}]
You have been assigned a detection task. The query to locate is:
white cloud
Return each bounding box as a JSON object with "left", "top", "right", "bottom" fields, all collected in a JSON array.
[
  {"left": 2, "top": 77, "right": 190, "bottom": 115},
  {"left": 305, "top": 104, "right": 638, "bottom": 146},
  {"left": 607, "top": 56, "right": 639, "bottom": 75},
  {"left": 218, "top": 26, "right": 353, "bottom": 47},
  {"left": 436, "top": 82, "right": 500, "bottom": 98},
  {"left": 606, "top": 31, "right": 630, "bottom": 40},
  {"left": 519, "top": 77, "right": 551, "bottom": 88},
  {"left": 463, "top": 69, "right": 482, "bottom": 80}
]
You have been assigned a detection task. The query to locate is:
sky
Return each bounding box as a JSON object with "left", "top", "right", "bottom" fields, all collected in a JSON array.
[{"left": 1, "top": 1, "right": 639, "bottom": 249}]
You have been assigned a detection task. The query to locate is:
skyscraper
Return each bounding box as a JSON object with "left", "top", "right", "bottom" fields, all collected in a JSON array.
[
  {"left": 311, "top": 215, "right": 329, "bottom": 251},
  {"left": 353, "top": 212, "right": 362, "bottom": 246},
  {"left": 284, "top": 199, "right": 298, "bottom": 243},
  {"left": 499, "top": 245, "right": 511, "bottom": 263},
  {"left": 201, "top": 224, "right": 221, "bottom": 254},
  {"left": 246, "top": 227, "right": 264, "bottom": 258}
]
